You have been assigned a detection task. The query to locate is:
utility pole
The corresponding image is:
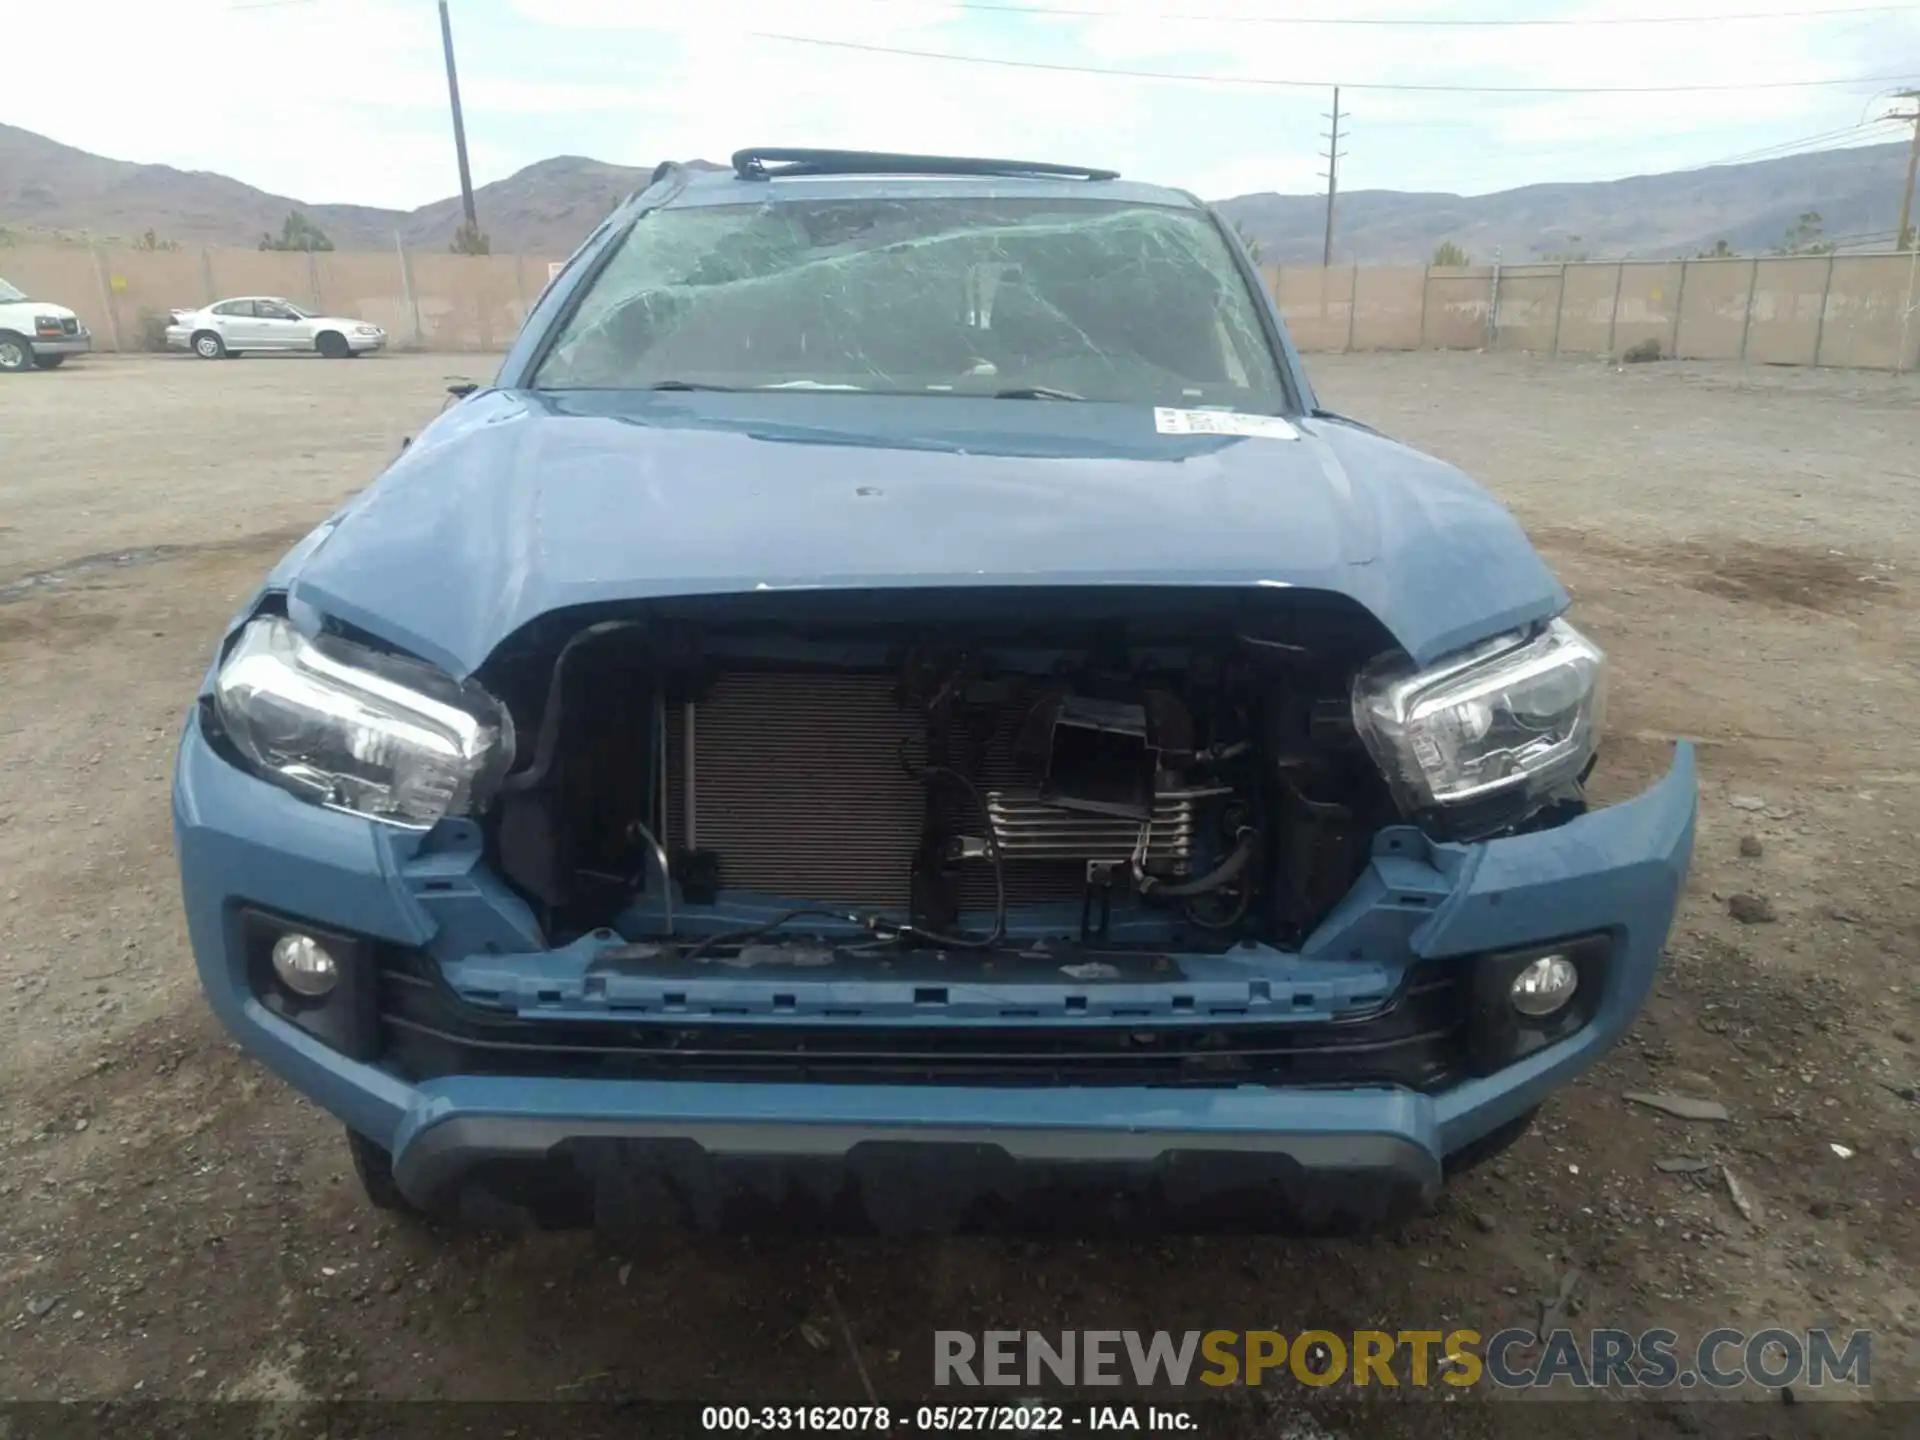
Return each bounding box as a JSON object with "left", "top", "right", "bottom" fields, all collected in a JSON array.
[
  {"left": 1321, "top": 86, "right": 1345, "bottom": 268},
  {"left": 1893, "top": 91, "right": 1920, "bottom": 252},
  {"left": 439, "top": 0, "right": 479, "bottom": 241}
]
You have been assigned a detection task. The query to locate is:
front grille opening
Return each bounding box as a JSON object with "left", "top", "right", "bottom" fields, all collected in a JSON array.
[{"left": 481, "top": 592, "right": 1424, "bottom": 953}]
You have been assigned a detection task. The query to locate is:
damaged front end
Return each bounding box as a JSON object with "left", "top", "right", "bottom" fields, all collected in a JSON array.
[
  {"left": 483, "top": 586, "right": 1409, "bottom": 967},
  {"left": 272, "top": 583, "right": 1606, "bottom": 1086},
  {"left": 181, "top": 579, "right": 1690, "bottom": 1232}
]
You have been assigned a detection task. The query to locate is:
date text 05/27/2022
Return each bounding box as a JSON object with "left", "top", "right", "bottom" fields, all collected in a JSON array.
[{"left": 700, "top": 1405, "right": 1198, "bottom": 1432}]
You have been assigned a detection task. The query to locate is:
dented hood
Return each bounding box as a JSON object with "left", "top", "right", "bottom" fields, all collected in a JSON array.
[{"left": 283, "top": 389, "right": 1567, "bottom": 678}]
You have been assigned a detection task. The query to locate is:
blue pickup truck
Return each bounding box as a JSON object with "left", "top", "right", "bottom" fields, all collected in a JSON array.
[{"left": 173, "top": 148, "right": 1695, "bottom": 1235}]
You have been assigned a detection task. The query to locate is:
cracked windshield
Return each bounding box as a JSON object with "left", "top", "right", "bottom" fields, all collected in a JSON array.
[{"left": 533, "top": 196, "right": 1290, "bottom": 410}]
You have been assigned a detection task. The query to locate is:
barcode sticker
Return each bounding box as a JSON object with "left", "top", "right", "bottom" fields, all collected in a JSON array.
[{"left": 1153, "top": 407, "right": 1300, "bottom": 440}]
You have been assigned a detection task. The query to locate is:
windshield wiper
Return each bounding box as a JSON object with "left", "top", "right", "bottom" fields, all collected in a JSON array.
[
  {"left": 992, "top": 385, "right": 1084, "bottom": 401},
  {"left": 647, "top": 380, "right": 739, "bottom": 392}
]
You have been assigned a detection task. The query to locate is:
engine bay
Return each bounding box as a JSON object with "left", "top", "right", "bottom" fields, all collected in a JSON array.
[{"left": 482, "top": 589, "right": 1414, "bottom": 955}]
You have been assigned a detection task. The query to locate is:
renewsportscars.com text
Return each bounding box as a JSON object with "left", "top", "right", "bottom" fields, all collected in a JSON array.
[{"left": 933, "top": 1328, "right": 1871, "bottom": 1391}]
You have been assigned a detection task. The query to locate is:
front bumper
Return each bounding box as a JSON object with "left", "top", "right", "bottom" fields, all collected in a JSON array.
[
  {"left": 346, "top": 331, "right": 386, "bottom": 353},
  {"left": 31, "top": 331, "right": 90, "bottom": 356},
  {"left": 174, "top": 719, "right": 1695, "bottom": 1228}
]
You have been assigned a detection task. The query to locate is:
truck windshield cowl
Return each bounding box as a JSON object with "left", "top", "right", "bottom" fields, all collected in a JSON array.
[{"left": 532, "top": 197, "right": 1292, "bottom": 413}]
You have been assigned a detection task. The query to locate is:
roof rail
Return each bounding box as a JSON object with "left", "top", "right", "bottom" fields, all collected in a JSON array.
[
  {"left": 730, "top": 148, "right": 1119, "bottom": 183},
  {"left": 622, "top": 159, "right": 693, "bottom": 209}
]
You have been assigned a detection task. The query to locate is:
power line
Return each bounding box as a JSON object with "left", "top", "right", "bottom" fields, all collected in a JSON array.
[
  {"left": 846, "top": 1, "right": 1920, "bottom": 27},
  {"left": 1702, "top": 117, "right": 1903, "bottom": 166},
  {"left": 226, "top": 0, "right": 1920, "bottom": 18},
  {"left": 755, "top": 33, "right": 1920, "bottom": 94}
]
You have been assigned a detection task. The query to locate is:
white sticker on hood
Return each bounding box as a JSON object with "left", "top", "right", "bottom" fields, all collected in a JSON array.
[{"left": 1153, "top": 408, "right": 1300, "bottom": 441}]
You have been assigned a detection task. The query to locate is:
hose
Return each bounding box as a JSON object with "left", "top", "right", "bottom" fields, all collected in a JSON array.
[
  {"left": 902, "top": 762, "right": 1008, "bottom": 951},
  {"left": 1183, "top": 883, "right": 1254, "bottom": 932},
  {"left": 629, "top": 818, "right": 674, "bottom": 937},
  {"left": 1193, "top": 740, "right": 1251, "bottom": 766},
  {"left": 501, "top": 619, "right": 644, "bottom": 793},
  {"left": 680, "top": 907, "right": 878, "bottom": 965},
  {"left": 1139, "top": 828, "right": 1258, "bottom": 899},
  {"left": 890, "top": 739, "right": 1007, "bottom": 950}
]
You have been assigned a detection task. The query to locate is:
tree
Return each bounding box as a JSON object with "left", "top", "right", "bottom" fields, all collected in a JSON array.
[
  {"left": 1431, "top": 240, "right": 1470, "bottom": 267},
  {"left": 1772, "top": 210, "right": 1832, "bottom": 256},
  {"left": 259, "top": 210, "right": 335, "bottom": 253},
  {"left": 1231, "top": 220, "right": 1263, "bottom": 265},
  {"left": 1537, "top": 234, "right": 1590, "bottom": 262},
  {"left": 449, "top": 221, "right": 492, "bottom": 256},
  {"left": 1696, "top": 238, "right": 1736, "bottom": 259},
  {"left": 133, "top": 228, "right": 181, "bottom": 253}
]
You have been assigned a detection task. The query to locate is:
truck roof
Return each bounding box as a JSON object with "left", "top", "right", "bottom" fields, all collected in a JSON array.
[{"left": 650, "top": 148, "right": 1201, "bottom": 212}]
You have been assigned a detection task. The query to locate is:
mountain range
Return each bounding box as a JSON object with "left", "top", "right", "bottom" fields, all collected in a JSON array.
[{"left": 0, "top": 120, "right": 1909, "bottom": 263}]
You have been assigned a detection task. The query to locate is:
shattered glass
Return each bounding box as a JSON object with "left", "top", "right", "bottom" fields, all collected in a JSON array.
[{"left": 533, "top": 197, "right": 1290, "bottom": 411}]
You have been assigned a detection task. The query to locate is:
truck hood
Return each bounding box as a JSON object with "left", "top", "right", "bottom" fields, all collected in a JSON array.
[
  {"left": 3, "top": 298, "right": 77, "bottom": 319},
  {"left": 282, "top": 390, "right": 1567, "bottom": 678}
]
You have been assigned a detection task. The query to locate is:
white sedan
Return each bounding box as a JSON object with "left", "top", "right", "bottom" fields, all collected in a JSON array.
[{"left": 166, "top": 297, "right": 386, "bottom": 360}]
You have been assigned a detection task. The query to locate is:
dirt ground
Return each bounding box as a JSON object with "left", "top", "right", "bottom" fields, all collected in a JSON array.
[{"left": 1, "top": 350, "right": 1916, "bottom": 1433}]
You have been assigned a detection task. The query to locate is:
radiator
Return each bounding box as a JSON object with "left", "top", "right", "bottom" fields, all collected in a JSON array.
[
  {"left": 663, "top": 672, "right": 923, "bottom": 909},
  {"left": 662, "top": 671, "right": 1194, "bottom": 912}
]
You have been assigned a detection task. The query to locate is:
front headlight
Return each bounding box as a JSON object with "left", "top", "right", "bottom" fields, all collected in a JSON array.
[
  {"left": 1352, "top": 617, "right": 1605, "bottom": 814},
  {"left": 354, "top": 325, "right": 381, "bottom": 336},
  {"left": 212, "top": 615, "right": 514, "bottom": 827}
]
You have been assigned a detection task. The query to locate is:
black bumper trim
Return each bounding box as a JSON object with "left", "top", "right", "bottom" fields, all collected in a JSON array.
[{"left": 392, "top": 1114, "right": 1442, "bottom": 1233}]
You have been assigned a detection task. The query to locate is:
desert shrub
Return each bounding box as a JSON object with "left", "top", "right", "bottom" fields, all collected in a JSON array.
[
  {"left": 134, "top": 308, "right": 173, "bottom": 353},
  {"left": 1621, "top": 338, "right": 1662, "bottom": 364}
]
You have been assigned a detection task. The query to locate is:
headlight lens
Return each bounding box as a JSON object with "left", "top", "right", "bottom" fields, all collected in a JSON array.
[
  {"left": 1352, "top": 617, "right": 1605, "bottom": 813},
  {"left": 354, "top": 325, "right": 381, "bottom": 336},
  {"left": 213, "top": 614, "right": 514, "bottom": 827}
]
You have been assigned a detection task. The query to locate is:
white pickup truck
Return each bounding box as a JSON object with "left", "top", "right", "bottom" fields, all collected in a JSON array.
[{"left": 0, "top": 276, "right": 92, "bottom": 373}]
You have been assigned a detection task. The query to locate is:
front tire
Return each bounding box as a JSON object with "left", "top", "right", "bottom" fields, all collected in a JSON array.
[
  {"left": 315, "top": 331, "right": 350, "bottom": 359},
  {"left": 1443, "top": 1106, "right": 1540, "bottom": 1178},
  {"left": 192, "top": 330, "right": 226, "bottom": 360},
  {"left": 0, "top": 332, "right": 32, "bottom": 373},
  {"left": 33, "top": 354, "right": 66, "bottom": 370},
  {"left": 346, "top": 1128, "right": 416, "bottom": 1214}
]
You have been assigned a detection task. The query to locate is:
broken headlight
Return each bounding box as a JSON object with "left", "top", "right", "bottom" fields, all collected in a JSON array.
[
  {"left": 1351, "top": 618, "right": 1605, "bottom": 814},
  {"left": 212, "top": 615, "right": 514, "bottom": 827}
]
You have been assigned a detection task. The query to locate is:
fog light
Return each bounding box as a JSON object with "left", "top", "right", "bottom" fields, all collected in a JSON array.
[
  {"left": 1509, "top": 953, "right": 1578, "bottom": 1017},
  {"left": 271, "top": 933, "right": 338, "bottom": 997}
]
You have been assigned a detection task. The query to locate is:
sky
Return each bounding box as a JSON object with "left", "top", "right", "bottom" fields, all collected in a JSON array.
[{"left": 10, "top": 0, "right": 1919, "bottom": 211}]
